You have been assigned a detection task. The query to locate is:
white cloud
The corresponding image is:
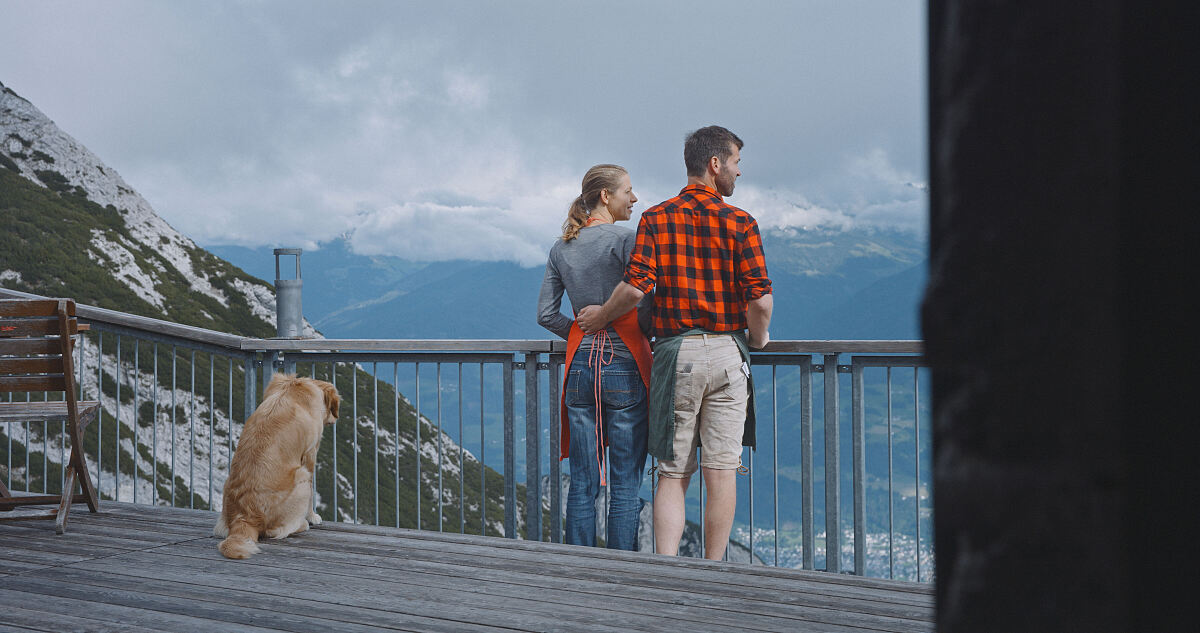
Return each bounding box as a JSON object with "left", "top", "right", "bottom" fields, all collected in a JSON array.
[{"left": 1, "top": 2, "right": 927, "bottom": 263}]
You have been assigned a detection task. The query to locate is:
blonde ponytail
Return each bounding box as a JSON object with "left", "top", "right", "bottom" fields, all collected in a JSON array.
[{"left": 561, "top": 164, "right": 628, "bottom": 241}]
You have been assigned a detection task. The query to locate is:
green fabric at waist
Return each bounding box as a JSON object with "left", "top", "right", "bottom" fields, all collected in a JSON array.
[{"left": 648, "top": 329, "right": 757, "bottom": 461}]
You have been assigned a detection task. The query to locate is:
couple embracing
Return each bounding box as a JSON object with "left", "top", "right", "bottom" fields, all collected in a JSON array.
[{"left": 536, "top": 125, "right": 774, "bottom": 560}]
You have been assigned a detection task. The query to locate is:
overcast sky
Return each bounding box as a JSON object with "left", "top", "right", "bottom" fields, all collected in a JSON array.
[{"left": 2, "top": 0, "right": 926, "bottom": 266}]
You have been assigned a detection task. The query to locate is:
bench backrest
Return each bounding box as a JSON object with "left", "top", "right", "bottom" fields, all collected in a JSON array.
[{"left": 0, "top": 299, "right": 81, "bottom": 398}]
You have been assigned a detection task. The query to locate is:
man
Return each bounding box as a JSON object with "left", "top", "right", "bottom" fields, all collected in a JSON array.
[{"left": 576, "top": 125, "right": 773, "bottom": 559}]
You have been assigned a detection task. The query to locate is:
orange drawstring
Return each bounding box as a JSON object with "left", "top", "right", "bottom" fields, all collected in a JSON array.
[{"left": 587, "top": 329, "right": 614, "bottom": 486}]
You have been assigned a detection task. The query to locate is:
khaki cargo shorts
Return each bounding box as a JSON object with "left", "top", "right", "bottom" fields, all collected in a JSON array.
[{"left": 657, "top": 333, "right": 749, "bottom": 478}]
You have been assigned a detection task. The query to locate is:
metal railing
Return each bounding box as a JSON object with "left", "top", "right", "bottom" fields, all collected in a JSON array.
[{"left": 0, "top": 290, "right": 931, "bottom": 581}]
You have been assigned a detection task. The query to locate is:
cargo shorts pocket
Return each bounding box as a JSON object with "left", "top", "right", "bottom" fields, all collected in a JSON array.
[{"left": 723, "top": 364, "right": 749, "bottom": 400}]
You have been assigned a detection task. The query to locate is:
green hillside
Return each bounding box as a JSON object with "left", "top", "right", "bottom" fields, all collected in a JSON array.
[{"left": 0, "top": 168, "right": 273, "bottom": 337}]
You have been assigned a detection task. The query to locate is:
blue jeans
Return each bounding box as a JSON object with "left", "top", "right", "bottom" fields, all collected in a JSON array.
[{"left": 564, "top": 354, "right": 648, "bottom": 550}]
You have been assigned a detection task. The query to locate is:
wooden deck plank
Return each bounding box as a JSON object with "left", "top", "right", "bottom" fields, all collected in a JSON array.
[
  {"left": 1, "top": 604, "right": 177, "bottom": 633},
  {"left": 82, "top": 503, "right": 934, "bottom": 608},
  {"left": 246, "top": 531, "right": 935, "bottom": 620},
  {"left": 53, "top": 554, "right": 682, "bottom": 633},
  {"left": 19, "top": 565, "right": 506, "bottom": 633},
  {"left": 65, "top": 549, "right": 877, "bottom": 633},
  {"left": 284, "top": 527, "right": 933, "bottom": 607},
  {"left": 146, "top": 538, "right": 930, "bottom": 633},
  {"left": 0, "top": 586, "right": 283, "bottom": 633},
  {"left": 0, "top": 502, "right": 935, "bottom": 632}
]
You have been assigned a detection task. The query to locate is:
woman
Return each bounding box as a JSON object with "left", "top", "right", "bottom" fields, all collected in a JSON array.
[{"left": 536, "top": 164, "right": 652, "bottom": 550}]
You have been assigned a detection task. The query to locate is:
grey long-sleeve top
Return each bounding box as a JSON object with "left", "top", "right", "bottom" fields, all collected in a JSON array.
[{"left": 536, "top": 223, "right": 650, "bottom": 358}]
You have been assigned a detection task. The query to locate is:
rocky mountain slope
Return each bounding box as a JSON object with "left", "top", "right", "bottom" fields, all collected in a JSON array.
[
  {"left": 1, "top": 80, "right": 521, "bottom": 536},
  {"left": 1, "top": 80, "right": 304, "bottom": 337}
]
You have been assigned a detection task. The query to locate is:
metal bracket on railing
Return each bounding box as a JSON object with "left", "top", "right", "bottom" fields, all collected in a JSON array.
[
  {"left": 512, "top": 362, "right": 526, "bottom": 370},
  {"left": 536, "top": 362, "right": 550, "bottom": 371}
]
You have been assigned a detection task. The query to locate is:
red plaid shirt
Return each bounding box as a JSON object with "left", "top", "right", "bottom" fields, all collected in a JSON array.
[{"left": 623, "top": 184, "right": 772, "bottom": 338}]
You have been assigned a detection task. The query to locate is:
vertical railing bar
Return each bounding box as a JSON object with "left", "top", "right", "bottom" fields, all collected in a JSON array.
[
  {"left": 523, "top": 352, "right": 540, "bottom": 542},
  {"left": 503, "top": 358, "right": 515, "bottom": 539},
  {"left": 115, "top": 335, "right": 121, "bottom": 502},
  {"left": 699, "top": 458, "right": 705, "bottom": 558},
  {"left": 42, "top": 410, "right": 48, "bottom": 495},
  {"left": 5, "top": 388, "right": 10, "bottom": 491},
  {"left": 310, "top": 361, "right": 317, "bottom": 514},
  {"left": 823, "top": 353, "right": 841, "bottom": 573},
  {"left": 393, "top": 363, "right": 400, "bottom": 529},
  {"left": 96, "top": 332, "right": 103, "bottom": 496},
  {"left": 352, "top": 365, "right": 358, "bottom": 524},
  {"left": 548, "top": 357, "right": 562, "bottom": 544},
  {"left": 331, "top": 363, "right": 338, "bottom": 521},
  {"left": 373, "top": 362, "right": 379, "bottom": 526},
  {"left": 22, "top": 392, "right": 28, "bottom": 493},
  {"left": 170, "top": 346, "right": 176, "bottom": 506},
  {"left": 133, "top": 339, "right": 139, "bottom": 504},
  {"left": 415, "top": 363, "right": 421, "bottom": 530},
  {"left": 749, "top": 426, "right": 755, "bottom": 564},
  {"left": 189, "top": 349, "right": 195, "bottom": 509},
  {"left": 887, "top": 366, "right": 895, "bottom": 579},
  {"left": 153, "top": 344, "right": 158, "bottom": 502},
  {"left": 852, "top": 360, "right": 865, "bottom": 576},
  {"left": 227, "top": 357, "right": 233, "bottom": 513},
  {"left": 437, "top": 363, "right": 443, "bottom": 533},
  {"left": 458, "top": 362, "right": 464, "bottom": 535},
  {"left": 475, "top": 364, "right": 480, "bottom": 537},
  {"left": 914, "top": 367, "right": 922, "bottom": 582},
  {"left": 209, "top": 352, "right": 214, "bottom": 509},
  {"left": 772, "top": 364, "right": 779, "bottom": 567},
  {"left": 801, "top": 359, "right": 814, "bottom": 570}
]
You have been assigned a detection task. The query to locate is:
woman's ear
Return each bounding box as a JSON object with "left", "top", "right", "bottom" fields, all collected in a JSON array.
[{"left": 599, "top": 188, "right": 610, "bottom": 207}]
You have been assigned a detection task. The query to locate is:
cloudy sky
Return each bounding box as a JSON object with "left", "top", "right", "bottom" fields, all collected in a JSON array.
[{"left": 2, "top": 0, "right": 926, "bottom": 266}]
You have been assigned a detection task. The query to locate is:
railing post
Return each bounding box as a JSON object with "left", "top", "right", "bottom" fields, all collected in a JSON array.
[
  {"left": 548, "top": 355, "right": 563, "bottom": 543},
  {"left": 503, "top": 357, "right": 516, "bottom": 538},
  {"left": 245, "top": 353, "right": 259, "bottom": 421},
  {"left": 524, "top": 352, "right": 541, "bottom": 541},
  {"left": 852, "top": 358, "right": 865, "bottom": 575},
  {"left": 823, "top": 353, "right": 841, "bottom": 573},
  {"left": 801, "top": 360, "right": 815, "bottom": 570}
]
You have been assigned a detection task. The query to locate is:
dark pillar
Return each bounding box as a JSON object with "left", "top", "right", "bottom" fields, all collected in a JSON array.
[{"left": 925, "top": 2, "right": 1197, "bottom": 631}]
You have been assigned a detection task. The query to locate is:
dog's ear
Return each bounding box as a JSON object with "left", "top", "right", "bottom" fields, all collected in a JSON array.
[{"left": 321, "top": 382, "right": 341, "bottom": 420}]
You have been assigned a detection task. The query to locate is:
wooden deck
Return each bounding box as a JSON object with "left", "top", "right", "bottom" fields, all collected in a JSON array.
[{"left": 0, "top": 502, "right": 934, "bottom": 632}]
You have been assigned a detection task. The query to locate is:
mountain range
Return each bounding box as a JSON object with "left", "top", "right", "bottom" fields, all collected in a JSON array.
[{"left": 207, "top": 228, "right": 927, "bottom": 342}]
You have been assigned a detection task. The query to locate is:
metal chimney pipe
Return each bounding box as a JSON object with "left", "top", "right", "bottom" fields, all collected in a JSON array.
[{"left": 273, "top": 248, "right": 303, "bottom": 339}]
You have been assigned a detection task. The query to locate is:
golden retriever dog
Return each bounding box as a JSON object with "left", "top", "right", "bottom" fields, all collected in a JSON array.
[{"left": 214, "top": 374, "right": 339, "bottom": 559}]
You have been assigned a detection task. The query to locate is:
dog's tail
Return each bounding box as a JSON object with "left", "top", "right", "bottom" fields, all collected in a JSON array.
[{"left": 218, "top": 518, "right": 261, "bottom": 559}]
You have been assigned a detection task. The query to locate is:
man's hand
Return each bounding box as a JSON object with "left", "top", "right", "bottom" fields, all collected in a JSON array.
[
  {"left": 576, "top": 305, "right": 607, "bottom": 334},
  {"left": 748, "top": 330, "right": 770, "bottom": 351},
  {"left": 576, "top": 282, "right": 645, "bottom": 335}
]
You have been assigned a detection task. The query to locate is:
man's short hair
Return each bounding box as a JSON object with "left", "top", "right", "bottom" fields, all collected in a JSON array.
[{"left": 684, "top": 126, "right": 744, "bottom": 177}]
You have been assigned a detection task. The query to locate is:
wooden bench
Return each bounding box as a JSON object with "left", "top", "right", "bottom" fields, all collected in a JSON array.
[{"left": 0, "top": 298, "right": 100, "bottom": 533}]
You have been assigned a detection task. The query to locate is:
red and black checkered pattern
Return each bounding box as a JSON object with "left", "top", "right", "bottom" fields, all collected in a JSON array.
[{"left": 623, "top": 184, "right": 772, "bottom": 338}]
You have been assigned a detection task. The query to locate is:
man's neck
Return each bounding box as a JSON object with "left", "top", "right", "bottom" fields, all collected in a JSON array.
[{"left": 687, "top": 175, "right": 720, "bottom": 191}]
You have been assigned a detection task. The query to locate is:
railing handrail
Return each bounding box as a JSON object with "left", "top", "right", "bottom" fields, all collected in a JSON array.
[{"left": 2, "top": 286, "right": 924, "bottom": 355}]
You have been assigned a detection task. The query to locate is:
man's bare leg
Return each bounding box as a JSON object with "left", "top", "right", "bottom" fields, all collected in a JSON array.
[
  {"left": 653, "top": 474, "right": 690, "bottom": 555},
  {"left": 702, "top": 467, "right": 737, "bottom": 560}
]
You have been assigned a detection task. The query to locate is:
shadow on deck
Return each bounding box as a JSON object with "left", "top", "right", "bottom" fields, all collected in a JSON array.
[{"left": 0, "top": 502, "right": 934, "bottom": 632}]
